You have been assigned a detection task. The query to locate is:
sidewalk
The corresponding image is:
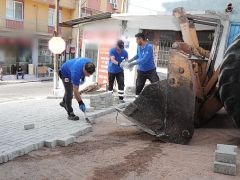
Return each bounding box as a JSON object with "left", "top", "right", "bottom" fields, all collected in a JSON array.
[
  {"left": 0, "top": 74, "right": 53, "bottom": 85},
  {"left": 0, "top": 97, "right": 132, "bottom": 164}
]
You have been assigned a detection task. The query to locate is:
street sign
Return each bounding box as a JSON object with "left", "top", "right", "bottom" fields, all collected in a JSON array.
[{"left": 48, "top": 36, "right": 66, "bottom": 54}]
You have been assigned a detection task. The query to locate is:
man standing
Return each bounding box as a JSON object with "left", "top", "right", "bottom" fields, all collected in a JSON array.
[
  {"left": 127, "top": 33, "right": 159, "bottom": 96},
  {"left": 108, "top": 40, "right": 128, "bottom": 102},
  {"left": 59, "top": 58, "right": 95, "bottom": 120}
]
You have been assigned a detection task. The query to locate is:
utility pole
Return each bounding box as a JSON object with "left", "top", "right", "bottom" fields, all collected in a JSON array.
[
  {"left": 75, "top": 0, "right": 82, "bottom": 58},
  {"left": 53, "top": 0, "right": 60, "bottom": 93}
]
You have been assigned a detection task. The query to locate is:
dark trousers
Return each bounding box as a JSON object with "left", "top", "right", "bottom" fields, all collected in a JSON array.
[
  {"left": 59, "top": 71, "right": 73, "bottom": 115},
  {"left": 108, "top": 71, "right": 124, "bottom": 100},
  {"left": 16, "top": 72, "right": 24, "bottom": 79},
  {"left": 136, "top": 68, "right": 159, "bottom": 95}
]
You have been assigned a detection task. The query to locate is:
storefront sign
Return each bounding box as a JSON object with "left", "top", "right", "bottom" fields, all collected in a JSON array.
[{"left": 97, "top": 44, "right": 111, "bottom": 85}]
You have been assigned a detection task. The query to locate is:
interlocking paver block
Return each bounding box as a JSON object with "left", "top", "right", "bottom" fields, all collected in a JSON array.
[
  {"left": 44, "top": 139, "right": 57, "bottom": 148},
  {"left": 217, "top": 144, "right": 238, "bottom": 152},
  {"left": 23, "top": 144, "right": 35, "bottom": 154},
  {"left": 57, "top": 136, "right": 75, "bottom": 147},
  {"left": 214, "top": 161, "right": 236, "bottom": 176},
  {"left": 0, "top": 154, "right": 8, "bottom": 163},
  {"left": 24, "top": 124, "right": 35, "bottom": 130},
  {"left": 86, "top": 107, "right": 94, "bottom": 112},
  {"left": 215, "top": 149, "right": 237, "bottom": 164},
  {"left": 0, "top": 97, "right": 131, "bottom": 164}
]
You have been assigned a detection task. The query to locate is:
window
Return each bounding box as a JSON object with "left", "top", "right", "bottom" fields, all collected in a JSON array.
[
  {"left": 48, "top": 8, "right": 62, "bottom": 27},
  {"left": 227, "top": 23, "right": 240, "bottom": 48},
  {"left": 6, "top": 0, "right": 23, "bottom": 21}
]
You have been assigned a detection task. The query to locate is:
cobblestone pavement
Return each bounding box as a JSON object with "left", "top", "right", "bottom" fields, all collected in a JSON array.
[{"left": 0, "top": 97, "right": 130, "bottom": 164}]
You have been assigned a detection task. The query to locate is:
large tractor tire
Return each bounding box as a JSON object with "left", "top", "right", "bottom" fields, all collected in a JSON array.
[{"left": 218, "top": 35, "right": 240, "bottom": 127}]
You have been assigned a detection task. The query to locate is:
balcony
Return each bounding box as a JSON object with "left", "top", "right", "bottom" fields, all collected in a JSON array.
[
  {"left": 32, "top": 0, "right": 76, "bottom": 9},
  {"left": 0, "top": 16, "right": 71, "bottom": 39}
]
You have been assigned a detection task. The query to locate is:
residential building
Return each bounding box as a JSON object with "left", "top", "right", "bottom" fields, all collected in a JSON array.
[{"left": 0, "top": 0, "right": 75, "bottom": 75}]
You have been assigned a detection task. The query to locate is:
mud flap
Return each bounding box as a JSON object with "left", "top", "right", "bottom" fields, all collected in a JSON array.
[{"left": 120, "top": 49, "right": 195, "bottom": 144}]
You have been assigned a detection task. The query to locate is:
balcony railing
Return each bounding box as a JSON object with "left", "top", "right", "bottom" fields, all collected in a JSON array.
[
  {"left": 32, "top": 0, "right": 76, "bottom": 9},
  {"left": 0, "top": 16, "right": 71, "bottom": 38}
]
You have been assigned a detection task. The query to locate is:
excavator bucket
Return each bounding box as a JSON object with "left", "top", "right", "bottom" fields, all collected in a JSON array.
[{"left": 119, "top": 49, "right": 196, "bottom": 144}]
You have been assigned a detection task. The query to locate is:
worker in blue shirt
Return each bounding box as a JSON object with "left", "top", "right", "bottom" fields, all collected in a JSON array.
[
  {"left": 126, "top": 33, "right": 159, "bottom": 95},
  {"left": 108, "top": 40, "right": 128, "bottom": 102},
  {"left": 58, "top": 58, "right": 95, "bottom": 121}
]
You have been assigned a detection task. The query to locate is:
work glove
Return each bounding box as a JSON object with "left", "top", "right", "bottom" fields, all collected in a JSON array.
[
  {"left": 126, "top": 60, "right": 138, "bottom": 71},
  {"left": 128, "top": 57, "right": 135, "bottom": 63},
  {"left": 119, "top": 60, "right": 126, "bottom": 69},
  {"left": 79, "top": 100, "right": 86, "bottom": 112}
]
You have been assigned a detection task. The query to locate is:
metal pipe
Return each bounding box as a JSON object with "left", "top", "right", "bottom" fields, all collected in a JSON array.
[{"left": 53, "top": 0, "right": 60, "bottom": 93}]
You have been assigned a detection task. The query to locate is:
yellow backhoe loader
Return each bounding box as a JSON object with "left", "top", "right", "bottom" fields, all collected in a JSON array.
[{"left": 118, "top": 7, "right": 240, "bottom": 144}]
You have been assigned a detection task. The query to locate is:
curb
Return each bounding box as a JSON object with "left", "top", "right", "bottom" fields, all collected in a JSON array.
[{"left": 0, "top": 78, "right": 53, "bottom": 86}]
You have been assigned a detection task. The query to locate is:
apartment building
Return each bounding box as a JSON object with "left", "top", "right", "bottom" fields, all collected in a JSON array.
[{"left": 0, "top": 0, "right": 75, "bottom": 75}]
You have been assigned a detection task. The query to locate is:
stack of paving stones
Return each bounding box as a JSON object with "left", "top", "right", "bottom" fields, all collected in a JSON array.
[
  {"left": 125, "top": 86, "right": 136, "bottom": 96},
  {"left": 214, "top": 144, "right": 238, "bottom": 176},
  {"left": 89, "top": 92, "right": 114, "bottom": 110}
]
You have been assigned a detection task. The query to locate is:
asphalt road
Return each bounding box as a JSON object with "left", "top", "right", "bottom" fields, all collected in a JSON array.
[{"left": 0, "top": 82, "right": 53, "bottom": 103}]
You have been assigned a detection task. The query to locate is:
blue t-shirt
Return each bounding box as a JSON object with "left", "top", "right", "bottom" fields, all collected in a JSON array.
[
  {"left": 60, "top": 58, "right": 91, "bottom": 86},
  {"left": 108, "top": 48, "right": 128, "bottom": 73},
  {"left": 134, "top": 43, "right": 156, "bottom": 72}
]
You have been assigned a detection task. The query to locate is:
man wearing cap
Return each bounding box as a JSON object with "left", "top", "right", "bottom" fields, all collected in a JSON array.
[
  {"left": 108, "top": 40, "right": 128, "bottom": 102},
  {"left": 59, "top": 58, "right": 96, "bottom": 121},
  {"left": 126, "top": 32, "right": 159, "bottom": 96}
]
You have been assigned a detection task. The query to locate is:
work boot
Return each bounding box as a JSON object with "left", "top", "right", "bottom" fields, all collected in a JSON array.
[
  {"left": 60, "top": 101, "right": 67, "bottom": 111},
  {"left": 68, "top": 112, "right": 79, "bottom": 121},
  {"left": 118, "top": 97, "right": 125, "bottom": 103}
]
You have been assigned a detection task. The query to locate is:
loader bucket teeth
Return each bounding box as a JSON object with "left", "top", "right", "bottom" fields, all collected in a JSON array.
[{"left": 122, "top": 49, "right": 195, "bottom": 144}]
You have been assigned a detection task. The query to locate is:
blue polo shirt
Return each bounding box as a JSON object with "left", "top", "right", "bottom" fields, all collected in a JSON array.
[
  {"left": 108, "top": 48, "right": 128, "bottom": 73},
  {"left": 134, "top": 43, "right": 156, "bottom": 72},
  {"left": 60, "top": 58, "right": 91, "bottom": 86}
]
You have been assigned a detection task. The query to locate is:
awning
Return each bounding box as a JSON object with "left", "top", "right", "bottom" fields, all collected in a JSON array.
[
  {"left": 111, "top": 12, "right": 216, "bottom": 31},
  {"left": 61, "top": 12, "right": 112, "bottom": 27}
]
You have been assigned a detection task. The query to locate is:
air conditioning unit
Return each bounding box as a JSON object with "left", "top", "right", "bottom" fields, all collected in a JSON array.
[
  {"left": 109, "top": 0, "right": 117, "bottom": 4},
  {"left": 112, "top": 3, "right": 118, "bottom": 10}
]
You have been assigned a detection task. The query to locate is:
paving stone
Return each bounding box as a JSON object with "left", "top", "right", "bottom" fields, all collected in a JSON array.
[
  {"left": 44, "top": 139, "right": 57, "bottom": 148},
  {"left": 215, "top": 149, "right": 237, "bottom": 164},
  {"left": 0, "top": 97, "right": 132, "bottom": 164},
  {"left": 217, "top": 144, "right": 238, "bottom": 153},
  {"left": 56, "top": 136, "right": 75, "bottom": 147},
  {"left": 70, "top": 126, "right": 92, "bottom": 137},
  {"left": 23, "top": 144, "right": 36, "bottom": 154},
  {"left": 214, "top": 161, "right": 236, "bottom": 176},
  {"left": 24, "top": 124, "right": 35, "bottom": 130},
  {"left": 0, "top": 154, "right": 8, "bottom": 163},
  {"left": 86, "top": 107, "right": 94, "bottom": 112}
]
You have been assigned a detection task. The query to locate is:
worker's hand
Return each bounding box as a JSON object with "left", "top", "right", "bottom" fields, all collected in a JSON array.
[
  {"left": 78, "top": 100, "right": 86, "bottom": 112},
  {"left": 128, "top": 57, "right": 135, "bottom": 63},
  {"left": 127, "top": 60, "right": 138, "bottom": 71},
  {"left": 119, "top": 60, "right": 126, "bottom": 68}
]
